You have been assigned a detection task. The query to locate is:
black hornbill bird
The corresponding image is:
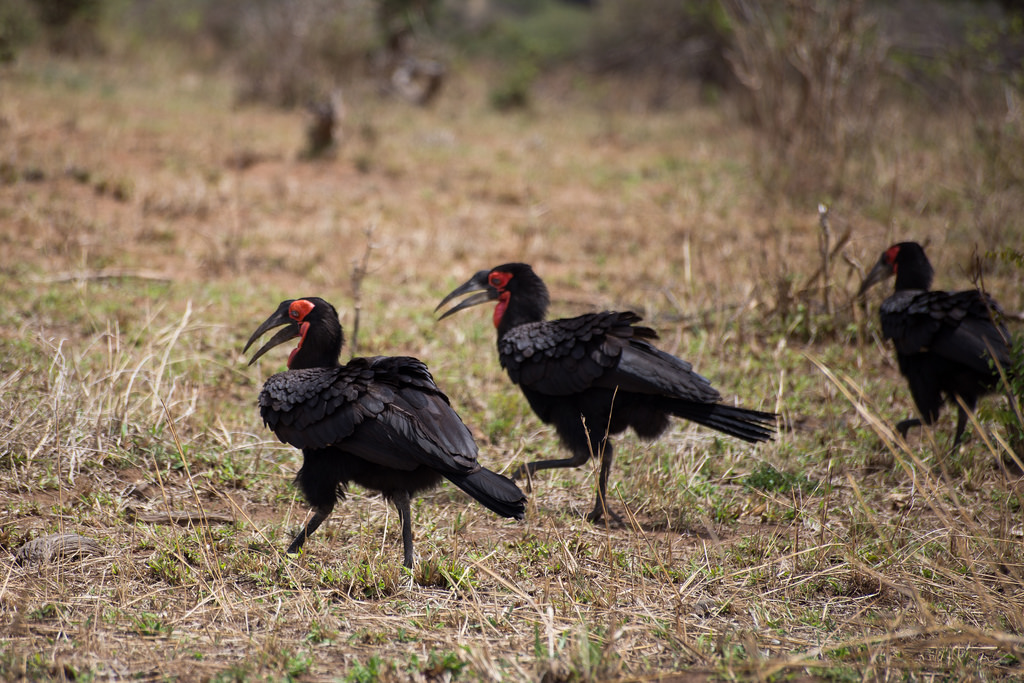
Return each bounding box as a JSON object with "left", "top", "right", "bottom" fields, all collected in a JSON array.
[
  {"left": 244, "top": 297, "right": 526, "bottom": 568},
  {"left": 858, "top": 241, "right": 1011, "bottom": 448},
  {"left": 436, "top": 264, "right": 777, "bottom": 522}
]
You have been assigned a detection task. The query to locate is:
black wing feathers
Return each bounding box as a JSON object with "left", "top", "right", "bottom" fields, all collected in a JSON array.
[
  {"left": 500, "top": 310, "right": 721, "bottom": 402},
  {"left": 881, "top": 289, "right": 1010, "bottom": 374},
  {"left": 500, "top": 312, "right": 648, "bottom": 394},
  {"left": 259, "top": 356, "right": 479, "bottom": 475}
]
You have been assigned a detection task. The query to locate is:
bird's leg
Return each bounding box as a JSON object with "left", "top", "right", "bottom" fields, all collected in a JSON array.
[
  {"left": 951, "top": 405, "right": 970, "bottom": 451},
  {"left": 513, "top": 450, "right": 592, "bottom": 481},
  {"left": 587, "top": 441, "right": 623, "bottom": 524},
  {"left": 287, "top": 502, "right": 334, "bottom": 554},
  {"left": 392, "top": 490, "right": 414, "bottom": 570},
  {"left": 895, "top": 417, "right": 921, "bottom": 440}
]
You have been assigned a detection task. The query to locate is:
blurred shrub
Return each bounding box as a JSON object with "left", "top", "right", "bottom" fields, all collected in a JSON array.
[
  {"left": 446, "top": 0, "right": 594, "bottom": 111},
  {"left": 482, "top": 1, "right": 593, "bottom": 66},
  {"left": 122, "top": 0, "right": 381, "bottom": 107},
  {"left": 722, "top": 0, "right": 886, "bottom": 201},
  {"left": 0, "top": 0, "right": 108, "bottom": 58},
  {"left": 30, "top": 0, "right": 108, "bottom": 55},
  {"left": 882, "top": 0, "right": 1022, "bottom": 103},
  {"left": 490, "top": 61, "right": 538, "bottom": 110},
  {"left": 586, "top": 0, "right": 734, "bottom": 99},
  {"left": 225, "top": 0, "right": 378, "bottom": 107},
  {"left": 0, "top": 0, "right": 39, "bottom": 63},
  {"left": 936, "top": 5, "right": 1023, "bottom": 252}
]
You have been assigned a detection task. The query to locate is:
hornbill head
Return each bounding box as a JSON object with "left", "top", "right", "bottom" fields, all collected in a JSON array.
[
  {"left": 858, "top": 242, "right": 934, "bottom": 296},
  {"left": 244, "top": 297, "right": 343, "bottom": 370},
  {"left": 435, "top": 263, "right": 550, "bottom": 332}
]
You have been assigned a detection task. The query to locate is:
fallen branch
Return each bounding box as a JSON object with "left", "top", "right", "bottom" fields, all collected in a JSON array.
[{"left": 129, "top": 510, "right": 235, "bottom": 526}]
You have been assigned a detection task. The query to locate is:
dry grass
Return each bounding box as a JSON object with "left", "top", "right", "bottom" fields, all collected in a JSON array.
[{"left": 1, "top": 51, "right": 1023, "bottom": 681}]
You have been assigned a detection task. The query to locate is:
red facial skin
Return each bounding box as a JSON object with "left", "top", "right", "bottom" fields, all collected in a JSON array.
[
  {"left": 884, "top": 245, "right": 900, "bottom": 276},
  {"left": 488, "top": 271, "right": 513, "bottom": 329},
  {"left": 287, "top": 299, "right": 316, "bottom": 368}
]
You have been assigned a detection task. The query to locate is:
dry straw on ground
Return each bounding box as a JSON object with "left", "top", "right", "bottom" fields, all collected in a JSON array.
[{"left": 0, "top": 50, "right": 1022, "bottom": 681}]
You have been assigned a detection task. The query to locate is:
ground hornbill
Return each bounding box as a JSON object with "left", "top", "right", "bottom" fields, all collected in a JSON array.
[
  {"left": 244, "top": 297, "right": 526, "bottom": 568},
  {"left": 859, "top": 242, "right": 1012, "bottom": 448},
  {"left": 436, "top": 264, "right": 777, "bottom": 523}
]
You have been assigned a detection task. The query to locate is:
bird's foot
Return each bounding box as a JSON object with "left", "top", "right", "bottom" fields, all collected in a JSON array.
[
  {"left": 286, "top": 534, "right": 307, "bottom": 555},
  {"left": 586, "top": 503, "right": 624, "bottom": 526},
  {"left": 895, "top": 418, "right": 921, "bottom": 441}
]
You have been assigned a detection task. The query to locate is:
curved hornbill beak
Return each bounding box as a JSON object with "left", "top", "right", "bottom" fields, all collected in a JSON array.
[
  {"left": 244, "top": 300, "right": 301, "bottom": 365},
  {"left": 435, "top": 270, "right": 498, "bottom": 321},
  {"left": 857, "top": 257, "right": 895, "bottom": 297}
]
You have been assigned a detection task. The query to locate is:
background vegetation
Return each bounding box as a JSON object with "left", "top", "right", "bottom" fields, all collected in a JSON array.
[{"left": 1, "top": 0, "right": 1023, "bottom": 679}]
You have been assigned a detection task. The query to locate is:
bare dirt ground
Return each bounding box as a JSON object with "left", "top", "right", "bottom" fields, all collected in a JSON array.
[{"left": 1, "top": 54, "right": 1023, "bottom": 681}]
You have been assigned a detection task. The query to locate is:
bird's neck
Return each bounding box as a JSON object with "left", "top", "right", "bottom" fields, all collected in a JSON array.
[
  {"left": 893, "top": 251, "right": 934, "bottom": 292},
  {"left": 287, "top": 325, "right": 343, "bottom": 370},
  {"left": 496, "top": 303, "right": 545, "bottom": 337},
  {"left": 289, "top": 353, "right": 341, "bottom": 370},
  {"left": 496, "top": 278, "right": 550, "bottom": 336},
  {"left": 893, "top": 270, "right": 933, "bottom": 292}
]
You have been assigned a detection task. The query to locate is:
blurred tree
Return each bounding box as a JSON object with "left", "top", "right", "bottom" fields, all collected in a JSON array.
[
  {"left": 29, "top": 0, "right": 106, "bottom": 54},
  {"left": 0, "top": 0, "right": 38, "bottom": 63},
  {"left": 378, "top": 0, "right": 441, "bottom": 53}
]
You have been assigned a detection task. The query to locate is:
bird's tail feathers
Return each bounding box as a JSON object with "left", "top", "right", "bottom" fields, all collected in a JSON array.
[
  {"left": 448, "top": 468, "right": 527, "bottom": 520},
  {"left": 667, "top": 401, "right": 777, "bottom": 443}
]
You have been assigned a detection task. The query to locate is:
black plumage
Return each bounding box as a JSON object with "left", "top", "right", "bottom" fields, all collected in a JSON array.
[
  {"left": 245, "top": 297, "right": 526, "bottom": 568},
  {"left": 436, "top": 264, "right": 776, "bottom": 522},
  {"left": 859, "top": 241, "right": 1012, "bottom": 448}
]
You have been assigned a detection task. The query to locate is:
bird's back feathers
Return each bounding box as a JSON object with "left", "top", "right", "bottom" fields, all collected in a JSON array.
[
  {"left": 880, "top": 288, "right": 1010, "bottom": 376},
  {"left": 259, "top": 356, "right": 480, "bottom": 475}
]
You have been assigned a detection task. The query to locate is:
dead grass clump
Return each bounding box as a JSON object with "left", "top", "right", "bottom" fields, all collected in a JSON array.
[{"left": 0, "top": 301, "right": 205, "bottom": 498}]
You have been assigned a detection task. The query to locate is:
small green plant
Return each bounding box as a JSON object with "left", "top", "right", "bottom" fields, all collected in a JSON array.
[
  {"left": 28, "top": 603, "right": 63, "bottom": 620},
  {"left": 146, "top": 541, "right": 202, "bottom": 586},
  {"left": 743, "top": 462, "right": 818, "bottom": 494},
  {"left": 347, "top": 655, "right": 390, "bottom": 683},
  {"left": 417, "top": 557, "right": 478, "bottom": 591},
  {"left": 426, "top": 650, "right": 466, "bottom": 677},
  {"left": 331, "top": 558, "right": 404, "bottom": 599},
  {"left": 210, "top": 662, "right": 252, "bottom": 682},
  {"left": 304, "top": 620, "right": 336, "bottom": 646},
  {"left": 274, "top": 648, "right": 313, "bottom": 679},
  {"left": 129, "top": 612, "right": 173, "bottom": 637}
]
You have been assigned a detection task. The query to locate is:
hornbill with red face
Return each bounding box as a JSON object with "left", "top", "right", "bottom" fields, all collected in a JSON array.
[
  {"left": 436, "top": 264, "right": 777, "bottom": 522},
  {"left": 244, "top": 297, "right": 526, "bottom": 568},
  {"left": 858, "top": 241, "right": 1012, "bottom": 448}
]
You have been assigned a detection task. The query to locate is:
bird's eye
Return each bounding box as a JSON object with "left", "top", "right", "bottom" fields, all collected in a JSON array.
[
  {"left": 489, "top": 272, "right": 511, "bottom": 289},
  {"left": 289, "top": 299, "right": 315, "bottom": 321}
]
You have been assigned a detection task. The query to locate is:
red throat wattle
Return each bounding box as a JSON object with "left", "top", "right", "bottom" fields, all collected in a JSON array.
[
  {"left": 885, "top": 245, "right": 900, "bottom": 275},
  {"left": 287, "top": 321, "right": 310, "bottom": 367},
  {"left": 493, "top": 292, "right": 510, "bottom": 329}
]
